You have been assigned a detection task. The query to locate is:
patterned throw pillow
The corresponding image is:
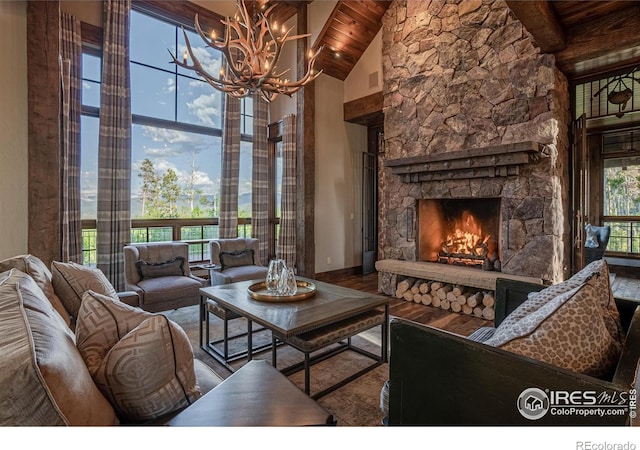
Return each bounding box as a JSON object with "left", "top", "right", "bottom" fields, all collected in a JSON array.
[
  {"left": 135, "top": 256, "right": 185, "bottom": 280},
  {"left": 0, "top": 255, "right": 71, "bottom": 327},
  {"left": 219, "top": 249, "right": 255, "bottom": 271},
  {"left": 51, "top": 261, "right": 118, "bottom": 320},
  {"left": 0, "top": 269, "right": 118, "bottom": 425},
  {"left": 75, "top": 290, "right": 201, "bottom": 423},
  {"left": 484, "top": 278, "right": 622, "bottom": 379},
  {"left": 498, "top": 259, "right": 623, "bottom": 344}
]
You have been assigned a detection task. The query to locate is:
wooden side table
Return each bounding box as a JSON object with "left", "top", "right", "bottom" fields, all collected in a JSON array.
[{"left": 166, "top": 360, "right": 335, "bottom": 426}]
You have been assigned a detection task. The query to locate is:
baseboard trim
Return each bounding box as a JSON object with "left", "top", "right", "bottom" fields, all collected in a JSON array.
[{"left": 314, "top": 266, "right": 363, "bottom": 282}]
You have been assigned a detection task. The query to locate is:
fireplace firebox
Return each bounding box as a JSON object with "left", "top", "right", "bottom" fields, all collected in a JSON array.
[{"left": 418, "top": 198, "right": 501, "bottom": 271}]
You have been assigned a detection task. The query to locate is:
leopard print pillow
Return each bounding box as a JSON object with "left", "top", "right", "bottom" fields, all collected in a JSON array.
[
  {"left": 485, "top": 278, "right": 622, "bottom": 379},
  {"left": 498, "top": 259, "right": 623, "bottom": 344}
]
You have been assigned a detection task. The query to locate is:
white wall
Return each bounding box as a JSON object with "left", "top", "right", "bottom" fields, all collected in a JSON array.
[
  {"left": 314, "top": 74, "right": 366, "bottom": 273},
  {"left": 344, "top": 30, "right": 383, "bottom": 102},
  {"left": 268, "top": 14, "right": 298, "bottom": 121},
  {"left": 309, "top": 0, "right": 336, "bottom": 45},
  {"left": 0, "top": 1, "right": 28, "bottom": 260}
]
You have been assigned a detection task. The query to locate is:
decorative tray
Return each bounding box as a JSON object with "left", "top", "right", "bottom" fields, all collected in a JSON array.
[{"left": 247, "top": 280, "right": 317, "bottom": 302}]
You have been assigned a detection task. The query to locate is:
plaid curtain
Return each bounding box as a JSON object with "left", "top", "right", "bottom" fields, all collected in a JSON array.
[
  {"left": 97, "top": 0, "right": 131, "bottom": 290},
  {"left": 60, "top": 12, "right": 82, "bottom": 263},
  {"left": 219, "top": 92, "right": 241, "bottom": 238},
  {"left": 251, "top": 91, "right": 269, "bottom": 264},
  {"left": 278, "top": 114, "right": 296, "bottom": 267}
]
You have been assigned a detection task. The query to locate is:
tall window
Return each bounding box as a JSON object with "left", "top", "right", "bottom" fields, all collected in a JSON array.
[
  {"left": 80, "top": 7, "right": 256, "bottom": 263},
  {"left": 602, "top": 130, "right": 640, "bottom": 254},
  {"left": 128, "top": 9, "right": 255, "bottom": 220},
  {"left": 574, "top": 66, "right": 640, "bottom": 260}
]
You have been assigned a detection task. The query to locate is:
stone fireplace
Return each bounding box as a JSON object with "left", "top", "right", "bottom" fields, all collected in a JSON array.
[{"left": 378, "top": 0, "right": 571, "bottom": 285}]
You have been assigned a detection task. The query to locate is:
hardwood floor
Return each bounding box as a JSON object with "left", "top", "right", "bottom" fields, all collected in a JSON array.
[
  {"left": 332, "top": 270, "right": 640, "bottom": 336},
  {"left": 331, "top": 272, "right": 491, "bottom": 337}
]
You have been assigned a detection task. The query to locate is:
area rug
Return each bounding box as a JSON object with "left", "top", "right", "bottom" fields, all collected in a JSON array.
[{"left": 165, "top": 305, "right": 388, "bottom": 426}]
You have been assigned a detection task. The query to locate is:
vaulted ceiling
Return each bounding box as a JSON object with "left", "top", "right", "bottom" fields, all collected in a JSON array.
[
  {"left": 254, "top": 0, "right": 391, "bottom": 81},
  {"left": 252, "top": 1, "right": 640, "bottom": 83}
]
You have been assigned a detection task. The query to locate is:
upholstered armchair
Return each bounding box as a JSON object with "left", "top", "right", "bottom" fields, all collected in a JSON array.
[
  {"left": 202, "top": 238, "right": 270, "bottom": 367},
  {"left": 208, "top": 238, "right": 268, "bottom": 285},
  {"left": 123, "top": 242, "right": 207, "bottom": 313}
]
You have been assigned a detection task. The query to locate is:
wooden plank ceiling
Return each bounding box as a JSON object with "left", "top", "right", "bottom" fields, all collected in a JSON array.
[
  {"left": 254, "top": 0, "right": 391, "bottom": 81},
  {"left": 311, "top": 0, "right": 392, "bottom": 81},
  {"left": 505, "top": 0, "right": 640, "bottom": 80}
]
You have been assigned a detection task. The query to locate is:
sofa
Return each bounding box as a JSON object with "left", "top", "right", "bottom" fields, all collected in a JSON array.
[
  {"left": 386, "top": 259, "right": 640, "bottom": 426},
  {"left": 0, "top": 254, "right": 223, "bottom": 426}
]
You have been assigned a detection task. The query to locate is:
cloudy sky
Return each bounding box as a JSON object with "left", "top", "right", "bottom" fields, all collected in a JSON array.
[{"left": 80, "top": 9, "right": 256, "bottom": 219}]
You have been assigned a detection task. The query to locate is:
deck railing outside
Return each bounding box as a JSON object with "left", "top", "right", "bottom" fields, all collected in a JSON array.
[
  {"left": 604, "top": 219, "right": 640, "bottom": 255},
  {"left": 81, "top": 218, "right": 255, "bottom": 267}
]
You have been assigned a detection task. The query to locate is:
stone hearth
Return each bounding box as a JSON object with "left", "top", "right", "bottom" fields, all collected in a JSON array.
[{"left": 378, "top": 0, "right": 571, "bottom": 284}]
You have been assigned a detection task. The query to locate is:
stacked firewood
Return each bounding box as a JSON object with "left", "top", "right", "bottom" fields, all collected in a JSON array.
[{"left": 395, "top": 277, "right": 495, "bottom": 320}]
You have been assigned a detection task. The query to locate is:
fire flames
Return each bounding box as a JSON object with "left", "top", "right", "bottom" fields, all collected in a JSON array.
[
  {"left": 441, "top": 212, "right": 490, "bottom": 260},
  {"left": 418, "top": 199, "right": 500, "bottom": 271}
]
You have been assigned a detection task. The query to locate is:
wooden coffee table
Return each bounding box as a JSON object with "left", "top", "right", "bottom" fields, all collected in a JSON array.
[
  {"left": 199, "top": 277, "right": 389, "bottom": 397},
  {"left": 166, "top": 360, "right": 334, "bottom": 426}
]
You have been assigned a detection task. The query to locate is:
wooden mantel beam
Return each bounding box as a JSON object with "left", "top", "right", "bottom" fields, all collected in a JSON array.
[{"left": 505, "top": 0, "right": 566, "bottom": 53}]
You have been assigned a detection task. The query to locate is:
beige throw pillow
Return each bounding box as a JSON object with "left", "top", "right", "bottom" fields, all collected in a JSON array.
[
  {"left": 51, "top": 261, "right": 117, "bottom": 320},
  {"left": 485, "top": 278, "right": 622, "bottom": 379},
  {"left": 0, "top": 269, "right": 118, "bottom": 425},
  {"left": 499, "top": 259, "right": 623, "bottom": 344},
  {"left": 75, "top": 290, "right": 201, "bottom": 422},
  {"left": 0, "top": 254, "right": 71, "bottom": 327}
]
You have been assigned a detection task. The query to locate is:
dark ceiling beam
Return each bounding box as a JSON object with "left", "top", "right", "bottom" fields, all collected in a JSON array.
[
  {"left": 555, "top": 3, "right": 640, "bottom": 78},
  {"left": 505, "top": 0, "right": 566, "bottom": 53}
]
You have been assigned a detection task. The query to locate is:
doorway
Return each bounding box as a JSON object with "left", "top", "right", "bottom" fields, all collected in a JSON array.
[
  {"left": 571, "top": 66, "right": 640, "bottom": 271},
  {"left": 362, "top": 127, "right": 382, "bottom": 274}
]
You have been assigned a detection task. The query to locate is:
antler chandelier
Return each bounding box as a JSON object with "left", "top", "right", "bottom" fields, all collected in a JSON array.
[{"left": 170, "top": 0, "right": 323, "bottom": 103}]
